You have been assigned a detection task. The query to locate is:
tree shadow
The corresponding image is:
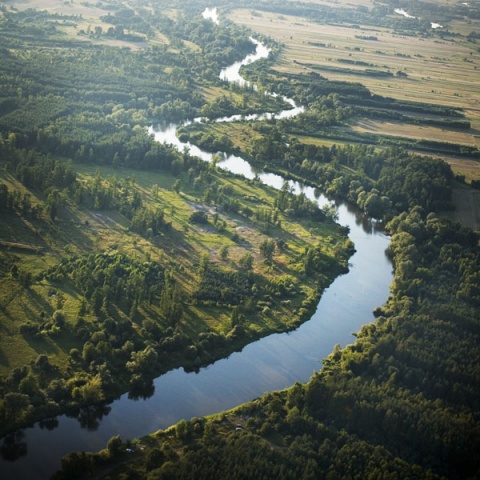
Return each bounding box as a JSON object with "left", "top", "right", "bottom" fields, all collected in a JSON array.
[
  {"left": 26, "top": 289, "right": 54, "bottom": 317},
  {"left": 38, "top": 417, "right": 59, "bottom": 431},
  {"left": 0, "top": 346, "right": 10, "bottom": 368}
]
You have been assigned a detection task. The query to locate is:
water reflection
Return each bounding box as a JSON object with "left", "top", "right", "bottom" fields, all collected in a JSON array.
[
  {"left": 128, "top": 379, "right": 155, "bottom": 401},
  {"left": 38, "top": 417, "right": 59, "bottom": 431},
  {"left": 69, "top": 404, "right": 112, "bottom": 431},
  {"left": 0, "top": 430, "right": 27, "bottom": 462}
]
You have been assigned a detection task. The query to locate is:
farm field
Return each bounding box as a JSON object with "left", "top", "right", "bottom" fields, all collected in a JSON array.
[
  {"left": 226, "top": 6, "right": 480, "bottom": 229},
  {"left": 352, "top": 119, "right": 478, "bottom": 147},
  {"left": 8, "top": 0, "right": 169, "bottom": 47},
  {"left": 227, "top": 9, "right": 480, "bottom": 127}
]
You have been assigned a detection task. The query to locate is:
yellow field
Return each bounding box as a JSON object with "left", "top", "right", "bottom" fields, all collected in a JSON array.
[
  {"left": 227, "top": 9, "right": 480, "bottom": 128},
  {"left": 352, "top": 119, "right": 478, "bottom": 147},
  {"left": 227, "top": 7, "right": 480, "bottom": 221}
]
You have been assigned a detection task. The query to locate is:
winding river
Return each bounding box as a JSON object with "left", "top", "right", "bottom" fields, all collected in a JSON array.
[{"left": 0, "top": 22, "right": 393, "bottom": 480}]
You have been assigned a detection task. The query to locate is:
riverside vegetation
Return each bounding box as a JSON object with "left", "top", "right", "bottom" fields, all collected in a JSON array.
[
  {"left": 0, "top": 0, "right": 479, "bottom": 479},
  {"left": 0, "top": 0, "right": 353, "bottom": 438}
]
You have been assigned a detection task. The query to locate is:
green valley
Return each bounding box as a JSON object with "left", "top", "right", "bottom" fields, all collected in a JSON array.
[{"left": 0, "top": 0, "right": 479, "bottom": 479}]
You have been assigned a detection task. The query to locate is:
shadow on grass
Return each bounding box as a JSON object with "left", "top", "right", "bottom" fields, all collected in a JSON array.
[
  {"left": 27, "top": 334, "right": 60, "bottom": 357},
  {"left": 25, "top": 288, "right": 54, "bottom": 319},
  {"left": 0, "top": 346, "right": 10, "bottom": 368}
]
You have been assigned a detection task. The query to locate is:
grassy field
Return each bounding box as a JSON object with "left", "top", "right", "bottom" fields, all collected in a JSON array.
[{"left": 0, "top": 160, "right": 347, "bottom": 378}]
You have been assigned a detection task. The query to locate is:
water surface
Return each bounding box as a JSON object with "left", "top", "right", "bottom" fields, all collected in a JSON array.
[{"left": 0, "top": 29, "right": 392, "bottom": 480}]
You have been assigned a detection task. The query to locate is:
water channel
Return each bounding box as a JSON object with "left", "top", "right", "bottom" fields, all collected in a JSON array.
[{"left": 0, "top": 23, "right": 393, "bottom": 480}]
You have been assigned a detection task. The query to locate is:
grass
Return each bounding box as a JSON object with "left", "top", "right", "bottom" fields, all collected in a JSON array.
[{"left": 0, "top": 160, "right": 347, "bottom": 380}]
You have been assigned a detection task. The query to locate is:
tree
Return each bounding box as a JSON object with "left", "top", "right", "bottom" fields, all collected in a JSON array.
[
  {"left": 57, "top": 451, "right": 93, "bottom": 479},
  {"left": 107, "top": 435, "right": 123, "bottom": 457},
  {"left": 172, "top": 179, "right": 182, "bottom": 194},
  {"left": 175, "top": 419, "right": 188, "bottom": 442},
  {"left": 145, "top": 447, "right": 165, "bottom": 471},
  {"left": 19, "top": 374, "right": 38, "bottom": 396},
  {"left": 219, "top": 245, "right": 229, "bottom": 261},
  {"left": 0, "top": 183, "right": 9, "bottom": 210},
  {"left": 198, "top": 252, "right": 210, "bottom": 274},
  {"left": 189, "top": 210, "right": 208, "bottom": 224},
  {"left": 239, "top": 252, "right": 254, "bottom": 271},
  {"left": 3, "top": 392, "right": 31, "bottom": 423},
  {"left": 260, "top": 238, "right": 276, "bottom": 263}
]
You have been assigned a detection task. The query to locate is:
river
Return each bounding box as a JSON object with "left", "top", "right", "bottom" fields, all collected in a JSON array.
[{"left": 0, "top": 19, "right": 393, "bottom": 480}]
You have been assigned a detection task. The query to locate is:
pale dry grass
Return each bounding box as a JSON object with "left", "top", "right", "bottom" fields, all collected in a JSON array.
[
  {"left": 444, "top": 157, "right": 480, "bottom": 183},
  {"left": 228, "top": 8, "right": 480, "bottom": 182},
  {"left": 228, "top": 9, "right": 480, "bottom": 125},
  {"left": 352, "top": 119, "right": 478, "bottom": 147}
]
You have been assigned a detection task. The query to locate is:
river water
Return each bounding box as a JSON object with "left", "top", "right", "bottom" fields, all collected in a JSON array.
[{"left": 0, "top": 25, "right": 393, "bottom": 480}]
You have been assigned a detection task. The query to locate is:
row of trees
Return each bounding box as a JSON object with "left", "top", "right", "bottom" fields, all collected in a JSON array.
[{"left": 246, "top": 135, "right": 454, "bottom": 219}]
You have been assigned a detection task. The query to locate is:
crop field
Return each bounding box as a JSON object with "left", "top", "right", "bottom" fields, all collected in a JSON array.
[
  {"left": 352, "top": 119, "right": 478, "bottom": 147},
  {"left": 227, "top": 9, "right": 480, "bottom": 127},
  {"left": 8, "top": 0, "right": 169, "bottom": 47},
  {"left": 227, "top": 6, "right": 480, "bottom": 227}
]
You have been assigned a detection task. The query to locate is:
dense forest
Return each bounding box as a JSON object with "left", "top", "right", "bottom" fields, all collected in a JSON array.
[{"left": 0, "top": 0, "right": 479, "bottom": 479}]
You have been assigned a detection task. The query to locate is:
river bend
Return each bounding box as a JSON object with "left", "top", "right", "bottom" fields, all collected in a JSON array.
[{"left": 0, "top": 28, "right": 393, "bottom": 480}]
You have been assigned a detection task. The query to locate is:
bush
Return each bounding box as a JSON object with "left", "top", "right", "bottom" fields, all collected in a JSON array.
[{"left": 189, "top": 211, "right": 208, "bottom": 224}]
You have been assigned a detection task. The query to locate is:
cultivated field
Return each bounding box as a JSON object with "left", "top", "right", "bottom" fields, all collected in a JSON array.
[
  {"left": 227, "top": 9, "right": 480, "bottom": 128},
  {"left": 352, "top": 119, "right": 478, "bottom": 147},
  {"left": 227, "top": 6, "right": 480, "bottom": 229},
  {"left": 8, "top": 0, "right": 170, "bottom": 47}
]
